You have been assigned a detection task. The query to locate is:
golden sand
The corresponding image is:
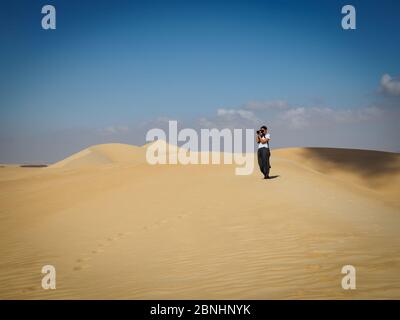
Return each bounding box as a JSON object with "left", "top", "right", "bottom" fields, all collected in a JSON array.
[{"left": 0, "top": 144, "right": 399, "bottom": 299}]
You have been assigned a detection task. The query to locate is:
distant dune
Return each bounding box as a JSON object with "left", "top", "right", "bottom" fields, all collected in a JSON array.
[
  {"left": 1, "top": 143, "right": 399, "bottom": 299},
  {"left": 50, "top": 143, "right": 146, "bottom": 169}
]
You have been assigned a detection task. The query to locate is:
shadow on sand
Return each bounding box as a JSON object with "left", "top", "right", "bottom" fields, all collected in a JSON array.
[
  {"left": 20, "top": 165, "right": 48, "bottom": 168},
  {"left": 300, "top": 148, "right": 400, "bottom": 178},
  {"left": 261, "top": 175, "right": 279, "bottom": 180}
]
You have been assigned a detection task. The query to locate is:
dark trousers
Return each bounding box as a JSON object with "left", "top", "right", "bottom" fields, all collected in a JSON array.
[{"left": 257, "top": 147, "right": 270, "bottom": 177}]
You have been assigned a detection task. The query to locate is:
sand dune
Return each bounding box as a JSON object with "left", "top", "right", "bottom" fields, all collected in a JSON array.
[
  {"left": 274, "top": 147, "right": 400, "bottom": 205},
  {"left": 0, "top": 144, "right": 399, "bottom": 299},
  {"left": 50, "top": 143, "right": 146, "bottom": 169}
]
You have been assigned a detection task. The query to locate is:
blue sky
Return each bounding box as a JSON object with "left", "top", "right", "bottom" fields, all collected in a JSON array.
[{"left": 1, "top": 0, "right": 400, "bottom": 162}]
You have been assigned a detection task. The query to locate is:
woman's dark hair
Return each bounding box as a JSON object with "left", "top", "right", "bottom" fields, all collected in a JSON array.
[{"left": 261, "top": 125, "right": 267, "bottom": 130}]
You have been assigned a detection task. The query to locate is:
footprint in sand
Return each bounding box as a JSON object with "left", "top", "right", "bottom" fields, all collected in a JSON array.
[
  {"left": 76, "top": 257, "right": 92, "bottom": 263},
  {"left": 90, "top": 246, "right": 106, "bottom": 255},
  {"left": 73, "top": 264, "right": 90, "bottom": 271},
  {"left": 305, "top": 264, "right": 322, "bottom": 271},
  {"left": 178, "top": 212, "right": 191, "bottom": 219},
  {"left": 21, "top": 286, "right": 37, "bottom": 293},
  {"left": 141, "top": 213, "right": 190, "bottom": 230},
  {"left": 72, "top": 231, "right": 133, "bottom": 272},
  {"left": 73, "top": 256, "right": 92, "bottom": 271}
]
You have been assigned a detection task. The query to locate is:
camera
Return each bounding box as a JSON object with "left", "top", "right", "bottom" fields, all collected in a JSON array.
[{"left": 257, "top": 129, "right": 265, "bottom": 136}]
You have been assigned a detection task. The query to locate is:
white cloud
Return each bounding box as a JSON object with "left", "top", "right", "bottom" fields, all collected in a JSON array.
[
  {"left": 278, "top": 106, "right": 382, "bottom": 129},
  {"left": 217, "top": 108, "right": 259, "bottom": 122},
  {"left": 279, "top": 107, "right": 308, "bottom": 129},
  {"left": 196, "top": 100, "right": 290, "bottom": 129},
  {"left": 102, "top": 125, "right": 130, "bottom": 135},
  {"left": 190, "top": 101, "right": 400, "bottom": 151},
  {"left": 197, "top": 98, "right": 385, "bottom": 133},
  {"left": 244, "top": 100, "right": 289, "bottom": 110},
  {"left": 197, "top": 108, "right": 261, "bottom": 129},
  {"left": 380, "top": 74, "right": 400, "bottom": 96}
]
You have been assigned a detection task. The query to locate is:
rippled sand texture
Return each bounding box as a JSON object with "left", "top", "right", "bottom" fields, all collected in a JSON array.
[{"left": 0, "top": 144, "right": 399, "bottom": 299}]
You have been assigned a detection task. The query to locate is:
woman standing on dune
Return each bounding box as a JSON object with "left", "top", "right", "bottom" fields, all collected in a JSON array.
[{"left": 256, "top": 126, "right": 271, "bottom": 179}]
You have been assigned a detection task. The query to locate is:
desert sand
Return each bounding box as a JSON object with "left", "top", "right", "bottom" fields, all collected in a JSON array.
[{"left": 0, "top": 143, "right": 399, "bottom": 299}]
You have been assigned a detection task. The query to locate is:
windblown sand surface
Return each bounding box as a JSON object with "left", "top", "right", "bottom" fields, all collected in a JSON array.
[{"left": 0, "top": 143, "right": 399, "bottom": 299}]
